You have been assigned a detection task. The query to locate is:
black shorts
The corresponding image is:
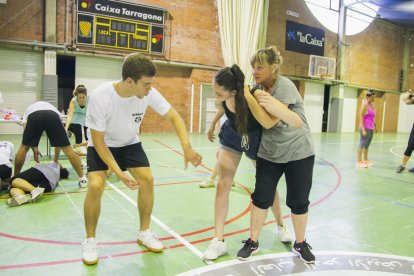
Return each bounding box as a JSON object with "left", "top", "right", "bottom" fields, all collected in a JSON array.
[
  {"left": 10, "top": 167, "right": 52, "bottom": 192},
  {"left": 68, "top": 123, "right": 88, "bottom": 144},
  {"left": 0, "top": 164, "right": 12, "bottom": 180},
  {"left": 22, "top": 110, "right": 70, "bottom": 147},
  {"left": 218, "top": 120, "right": 262, "bottom": 160},
  {"left": 87, "top": 143, "right": 150, "bottom": 172}
]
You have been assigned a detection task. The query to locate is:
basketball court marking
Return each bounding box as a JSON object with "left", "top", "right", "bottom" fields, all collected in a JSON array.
[
  {"left": 105, "top": 180, "right": 215, "bottom": 265},
  {"left": 177, "top": 251, "right": 414, "bottom": 276}
]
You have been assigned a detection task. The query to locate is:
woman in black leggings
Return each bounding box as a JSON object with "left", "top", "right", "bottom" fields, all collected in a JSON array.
[{"left": 397, "top": 90, "right": 414, "bottom": 173}]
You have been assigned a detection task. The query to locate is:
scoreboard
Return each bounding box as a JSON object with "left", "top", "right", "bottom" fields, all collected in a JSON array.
[{"left": 76, "top": 0, "right": 165, "bottom": 54}]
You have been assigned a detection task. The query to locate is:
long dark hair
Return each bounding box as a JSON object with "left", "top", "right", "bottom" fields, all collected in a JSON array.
[{"left": 214, "top": 64, "right": 248, "bottom": 135}]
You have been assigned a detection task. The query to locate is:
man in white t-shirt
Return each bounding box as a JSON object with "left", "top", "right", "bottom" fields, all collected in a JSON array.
[
  {"left": 0, "top": 141, "right": 14, "bottom": 189},
  {"left": 14, "top": 101, "right": 87, "bottom": 187},
  {"left": 82, "top": 53, "right": 203, "bottom": 265}
]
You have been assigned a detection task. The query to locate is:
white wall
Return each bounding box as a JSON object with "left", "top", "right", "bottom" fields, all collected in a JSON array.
[
  {"left": 397, "top": 94, "right": 414, "bottom": 133},
  {"left": 328, "top": 85, "right": 358, "bottom": 132},
  {"left": 75, "top": 56, "right": 122, "bottom": 94},
  {"left": 304, "top": 82, "right": 324, "bottom": 133},
  {"left": 341, "top": 86, "right": 358, "bottom": 132}
]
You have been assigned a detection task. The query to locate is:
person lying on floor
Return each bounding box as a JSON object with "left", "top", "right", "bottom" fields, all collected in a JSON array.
[{"left": 7, "top": 161, "right": 69, "bottom": 207}]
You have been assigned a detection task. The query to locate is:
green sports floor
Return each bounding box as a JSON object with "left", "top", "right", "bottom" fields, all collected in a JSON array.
[{"left": 0, "top": 132, "right": 413, "bottom": 276}]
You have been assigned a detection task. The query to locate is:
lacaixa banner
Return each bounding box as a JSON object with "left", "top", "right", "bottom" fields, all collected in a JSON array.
[{"left": 285, "top": 20, "right": 325, "bottom": 56}]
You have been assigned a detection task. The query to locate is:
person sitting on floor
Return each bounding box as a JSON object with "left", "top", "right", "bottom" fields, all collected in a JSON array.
[
  {"left": 0, "top": 141, "right": 14, "bottom": 192},
  {"left": 7, "top": 161, "right": 69, "bottom": 207}
]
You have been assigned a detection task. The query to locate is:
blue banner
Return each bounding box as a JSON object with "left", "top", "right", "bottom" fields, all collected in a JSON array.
[{"left": 285, "top": 20, "right": 325, "bottom": 56}]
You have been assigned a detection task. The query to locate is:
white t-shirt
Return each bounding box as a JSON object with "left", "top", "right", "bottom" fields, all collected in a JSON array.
[
  {"left": 0, "top": 141, "right": 14, "bottom": 168},
  {"left": 22, "top": 101, "right": 61, "bottom": 123},
  {"left": 86, "top": 82, "right": 171, "bottom": 147}
]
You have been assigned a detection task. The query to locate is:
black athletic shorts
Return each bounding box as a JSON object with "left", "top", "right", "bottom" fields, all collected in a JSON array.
[
  {"left": 22, "top": 110, "right": 70, "bottom": 147},
  {"left": 87, "top": 142, "right": 150, "bottom": 172},
  {"left": 10, "top": 167, "right": 52, "bottom": 192},
  {"left": 0, "top": 164, "right": 12, "bottom": 180}
]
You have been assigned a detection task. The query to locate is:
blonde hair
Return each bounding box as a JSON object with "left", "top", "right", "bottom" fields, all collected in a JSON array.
[
  {"left": 250, "top": 46, "right": 283, "bottom": 75},
  {"left": 73, "top": 84, "right": 87, "bottom": 97}
]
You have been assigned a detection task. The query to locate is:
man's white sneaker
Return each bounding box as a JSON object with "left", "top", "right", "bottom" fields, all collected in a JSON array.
[
  {"left": 79, "top": 177, "right": 88, "bottom": 188},
  {"left": 82, "top": 238, "right": 98, "bottom": 265},
  {"left": 202, "top": 238, "right": 227, "bottom": 260},
  {"left": 137, "top": 229, "right": 163, "bottom": 252},
  {"left": 7, "top": 195, "right": 30, "bottom": 207},
  {"left": 199, "top": 179, "right": 216, "bottom": 188},
  {"left": 277, "top": 225, "right": 293, "bottom": 243},
  {"left": 30, "top": 187, "right": 45, "bottom": 202}
]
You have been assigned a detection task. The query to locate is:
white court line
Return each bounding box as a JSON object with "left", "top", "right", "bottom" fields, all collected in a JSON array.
[
  {"left": 389, "top": 145, "right": 405, "bottom": 158},
  {"left": 105, "top": 180, "right": 214, "bottom": 265},
  {"left": 59, "top": 183, "right": 83, "bottom": 218},
  {"left": 103, "top": 189, "right": 135, "bottom": 219}
]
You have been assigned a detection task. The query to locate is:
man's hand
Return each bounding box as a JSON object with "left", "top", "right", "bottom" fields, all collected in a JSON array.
[
  {"left": 184, "top": 148, "right": 202, "bottom": 169},
  {"left": 118, "top": 172, "right": 141, "bottom": 190},
  {"left": 362, "top": 129, "right": 367, "bottom": 137},
  {"left": 31, "top": 147, "right": 42, "bottom": 163}
]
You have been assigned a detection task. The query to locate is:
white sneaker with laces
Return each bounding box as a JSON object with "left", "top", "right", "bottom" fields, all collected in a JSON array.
[
  {"left": 202, "top": 237, "right": 227, "bottom": 260},
  {"left": 277, "top": 225, "right": 293, "bottom": 243},
  {"left": 199, "top": 179, "right": 216, "bottom": 188},
  {"left": 137, "top": 229, "right": 163, "bottom": 252},
  {"left": 82, "top": 238, "right": 98, "bottom": 265},
  {"left": 7, "top": 195, "right": 30, "bottom": 207},
  {"left": 30, "top": 187, "right": 45, "bottom": 202},
  {"left": 79, "top": 176, "right": 88, "bottom": 188}
]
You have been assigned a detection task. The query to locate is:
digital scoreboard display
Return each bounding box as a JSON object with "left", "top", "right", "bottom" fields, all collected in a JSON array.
[{"left": 76, "top": 0, "right": 165, "bottom": 54}]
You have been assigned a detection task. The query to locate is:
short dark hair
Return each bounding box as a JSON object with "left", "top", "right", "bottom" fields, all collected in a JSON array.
[
  {"left": 122, "top": 53, "right": 157, "bottom": 82},
  {"left": 60, "top": 167, "right": 69, "bottom": 179}
]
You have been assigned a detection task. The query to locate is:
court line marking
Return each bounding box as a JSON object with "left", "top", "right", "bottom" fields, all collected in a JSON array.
[
  {"left": 390, "top": 145, "right": 405, "bottom": 158},
  {"left": 176, "top": 251, "right": 414, "bottom": 276},
  {"left": 103, "top": 189, "right": 135, "bottom": 219},
  {"left": 59, "top": 183, "right": 83, "bottom": 218},
  {"left": 0, "top": 156, "right": 340, "bottom": 269},
  {"left": 105, "top": 180, "right": 214, "bottom": 265}
]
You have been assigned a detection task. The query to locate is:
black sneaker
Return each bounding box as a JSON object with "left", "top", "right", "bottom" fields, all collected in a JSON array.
[
  {"left": 396, "top": 165, "right": 405, "bottom": 173},
  {"left": 292, "top": 240, "right": 315, "bottom": 264},
  {"left": 237, "top": 238, "right": 259, "bottom": 261}
]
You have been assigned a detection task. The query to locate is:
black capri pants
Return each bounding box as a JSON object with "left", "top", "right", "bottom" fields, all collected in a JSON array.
[
  {"left": 68, "top": 123, "right": 88, "bottom": 144},
  {"left": 251, "top": 155, "right": 315, "bottom": 215},
  {"left": 404, "top": 123, "right": 414, "bottom": 157}
]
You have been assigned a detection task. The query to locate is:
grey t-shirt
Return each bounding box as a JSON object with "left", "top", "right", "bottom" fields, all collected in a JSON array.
[
  {"left": 257, "top": 76, "right": 314, "bottom": 163},
  {"left": 33, "top": 162, "right": 60, "bottom": 190}
]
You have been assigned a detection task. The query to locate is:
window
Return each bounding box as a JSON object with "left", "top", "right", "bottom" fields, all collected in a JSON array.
[{"left": 304, "top": 0, "right": 379, "bottom": 35}]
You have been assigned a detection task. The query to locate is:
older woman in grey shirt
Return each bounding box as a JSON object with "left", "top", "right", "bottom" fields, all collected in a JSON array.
[{"left": 238, "top": 46, "right": 315, "bottom": 264}]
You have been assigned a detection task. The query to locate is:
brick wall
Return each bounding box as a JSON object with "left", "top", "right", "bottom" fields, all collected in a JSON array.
[
  {"left": 0, "top": 0, "right": 43, "bottom": 40},
  {"left": 0, "top": 0, "right": 223, "bottom": 133}
]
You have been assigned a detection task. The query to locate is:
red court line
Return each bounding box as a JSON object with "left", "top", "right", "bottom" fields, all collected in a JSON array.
[
  {"left": 153, "top": 139, "right": 213, "bottom": 172},
  {"left": 0, "top": 149, "right": 341, "bottom": 269},
  {"left": 0, "top": 182, "right": 252, "bottom": 246}
]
